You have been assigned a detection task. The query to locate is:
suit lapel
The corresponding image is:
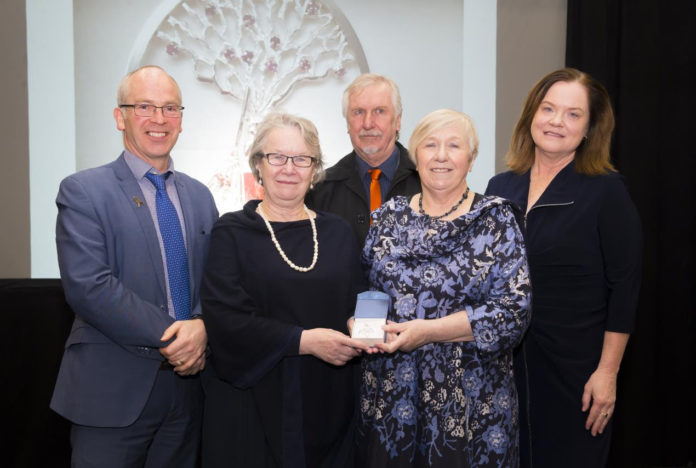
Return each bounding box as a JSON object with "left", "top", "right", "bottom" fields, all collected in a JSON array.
[{"left": 111, "top": 155, "right": 168, "bottom": 297}]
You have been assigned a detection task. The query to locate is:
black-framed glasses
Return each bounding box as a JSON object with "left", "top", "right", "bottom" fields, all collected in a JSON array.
[
  {"left": 119, "top": 103, "right": 184, "bottom": 118},
  {"left": 264, "top": 153, "right": 316, "bottom": 168}
]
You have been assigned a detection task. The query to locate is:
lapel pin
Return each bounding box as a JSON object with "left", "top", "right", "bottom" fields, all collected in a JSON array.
[{"left": 133, "top": 196, "right": 144, "bottom": 207}]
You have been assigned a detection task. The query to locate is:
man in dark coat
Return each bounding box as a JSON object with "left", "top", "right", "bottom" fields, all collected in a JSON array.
[{"left": 306, "top": 74, "right": 421, "bottom": 245}]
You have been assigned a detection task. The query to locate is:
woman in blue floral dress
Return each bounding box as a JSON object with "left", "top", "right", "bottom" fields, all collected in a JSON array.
[{"left": 355, "top": 109, "right": 531, "bottom": 467}]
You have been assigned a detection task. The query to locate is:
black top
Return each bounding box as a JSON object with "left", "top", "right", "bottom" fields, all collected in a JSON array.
[
  {"left": 306, "top": 141, "right": 421, "bottom": 246},
  {"left": 486, "top": 161, "right": 642, "bottom": 333},
  {"left": 201, "top": 201, "right": 366, "bottom": 467},
  {"left": 486, "top": 161, "right": 642, "bottom": 467}
]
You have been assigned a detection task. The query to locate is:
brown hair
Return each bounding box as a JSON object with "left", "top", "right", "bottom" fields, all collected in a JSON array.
[{"left": 506, "top": 68, "right": 615, "bottom": 175}]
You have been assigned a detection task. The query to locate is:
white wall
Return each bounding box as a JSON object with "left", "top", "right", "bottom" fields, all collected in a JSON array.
[
  {"left": 27, "top": 0, "right": 499, "bottom": 276},
  {"left": 462, "top": 0, "right": 497, "bottom": 193},
  {"left": 26, "top": 0, "right": 75, "bottom": 278},
  {"left": 336, "top": 0, "right": 466, "bottom": 153},
  {"left": 71, "top": 0, "right": 472, "bottom": 166}
]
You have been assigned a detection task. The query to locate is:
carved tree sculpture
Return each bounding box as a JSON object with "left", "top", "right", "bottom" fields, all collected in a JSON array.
[{"left": 156, "top": 0, "right": 358, "bottom": 210}]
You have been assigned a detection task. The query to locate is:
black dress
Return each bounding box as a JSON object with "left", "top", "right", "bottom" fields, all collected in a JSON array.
[
  {"left": 486, "top": 161, "right": 642, "bottom": 468},
  {"left": 200, "top": 200, "right": 365, "bottom": 468}
]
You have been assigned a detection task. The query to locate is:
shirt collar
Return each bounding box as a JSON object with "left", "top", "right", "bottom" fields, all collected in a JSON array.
[
  {"left": 123, "top": 150, "right": 175, "bottom": 181},
  {"left": 354, "top": 145, "right": 400, "bottom": 182}
]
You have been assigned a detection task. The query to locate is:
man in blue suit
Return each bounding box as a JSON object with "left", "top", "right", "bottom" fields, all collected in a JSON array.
[{"left": 50, "top": 65, "right": 219, "bottom": 467}]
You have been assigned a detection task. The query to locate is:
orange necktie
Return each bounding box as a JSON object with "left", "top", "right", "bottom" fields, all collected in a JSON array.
[{"left": 369, "top": 168, "right": 382, "bottom": 215}]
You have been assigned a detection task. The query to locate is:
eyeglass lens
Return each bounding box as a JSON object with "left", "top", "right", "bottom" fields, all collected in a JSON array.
[{"left": 266, "top": 153, "right": 314, "bottom": 167}]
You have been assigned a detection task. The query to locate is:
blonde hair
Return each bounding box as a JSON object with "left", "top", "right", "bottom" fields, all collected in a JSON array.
[
  {"left": 409, "top": 109, "right": 479, "bottom": 165},
  {"left": 248, "top": 112, "right": 325, "bottom": 184},
  {"left": 507, "top": 67, "right": 615, "bottom": 175}
]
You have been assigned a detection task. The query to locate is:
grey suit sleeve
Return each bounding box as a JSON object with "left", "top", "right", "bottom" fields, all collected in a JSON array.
[{"left": 56, "top": 175, "right": 175, "bottom": 350}]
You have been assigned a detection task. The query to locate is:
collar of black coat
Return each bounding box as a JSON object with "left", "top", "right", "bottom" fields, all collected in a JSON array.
[{"left": 322, "top": 141, "right": 417, "bottom": 184}]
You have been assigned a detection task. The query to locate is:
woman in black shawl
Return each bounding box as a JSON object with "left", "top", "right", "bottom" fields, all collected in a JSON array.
[{"left": 200, "top": 113, "right": 368, "bottom": 468}]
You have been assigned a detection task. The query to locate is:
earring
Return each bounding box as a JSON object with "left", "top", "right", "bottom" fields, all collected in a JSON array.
[
  {"left": 258, "top": 178, "right": 263, "bottom": 186},
  {"left": 310, "top": 183, "right": 314, "bottom": 190}
]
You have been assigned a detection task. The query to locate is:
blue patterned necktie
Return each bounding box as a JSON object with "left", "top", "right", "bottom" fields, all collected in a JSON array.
[{"left": 145, "top": 172, "right": 191, "bottom": 320}]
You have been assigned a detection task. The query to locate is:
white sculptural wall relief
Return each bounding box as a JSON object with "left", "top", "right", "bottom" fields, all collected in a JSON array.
[{"left": 128, "top": 0, "right": 368, "bottom": 213}]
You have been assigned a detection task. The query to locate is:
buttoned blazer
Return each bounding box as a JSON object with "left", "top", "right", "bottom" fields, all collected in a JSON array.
[{"left": 50, "top": 153, "right": 218, "bottom": 427}]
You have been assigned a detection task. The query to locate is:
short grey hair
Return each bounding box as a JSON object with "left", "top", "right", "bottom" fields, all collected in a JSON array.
[
  {"left": 248, "top": 112, "right": 325, "bottom": 184},
  {"left": 116, "top": 65, "right": 182, "bottom": 105},
  {"left": 341, "top": 73, "right": 402, "bottom": 120}
]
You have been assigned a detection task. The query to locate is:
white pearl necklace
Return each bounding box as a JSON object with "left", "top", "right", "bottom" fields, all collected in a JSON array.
[{"left": 257, "top": 203, "right": 319, "bottom": 272}]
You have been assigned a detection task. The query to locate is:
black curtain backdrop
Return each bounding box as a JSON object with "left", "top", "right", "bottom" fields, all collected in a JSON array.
[
  {"left": 567, "top": 1, "right": 696, "bottom": 467},
  {"left": 1, "top": 280, "right": 72, "bottom": 468}
]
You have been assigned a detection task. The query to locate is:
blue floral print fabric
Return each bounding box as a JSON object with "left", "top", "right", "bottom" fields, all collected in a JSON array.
[{"left": 357, "top": 195, "right": 531, "bottom": 467}]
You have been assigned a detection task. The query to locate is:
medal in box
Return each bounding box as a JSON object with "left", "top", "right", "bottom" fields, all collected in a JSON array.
[{"left": 351, "top": 291, "right": 390, "bottom": 346}]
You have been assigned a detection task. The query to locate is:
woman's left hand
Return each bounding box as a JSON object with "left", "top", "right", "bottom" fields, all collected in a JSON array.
[
  {"left": 582, "top": 368, "right": 617, "bottom": 436},
  {"left": 372, "top": 319, "right": 433, "bottom": 353}
]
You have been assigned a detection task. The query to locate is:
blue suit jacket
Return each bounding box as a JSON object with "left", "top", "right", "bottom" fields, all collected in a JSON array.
[{"left": 50, "top": 154, "right": 219, "bottom": 427}]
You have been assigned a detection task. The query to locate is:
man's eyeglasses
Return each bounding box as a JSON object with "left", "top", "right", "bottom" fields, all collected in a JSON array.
[
  {"left": 119, "top": 103, "right": 184, "bottom": 118},
  {"left": 265, "top": 153, "right": 316, "bottom": 168}
]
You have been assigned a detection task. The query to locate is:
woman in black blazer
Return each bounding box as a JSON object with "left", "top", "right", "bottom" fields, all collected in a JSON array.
[{"left": 486, "top": 68, "right": 642, "bottom": 468}]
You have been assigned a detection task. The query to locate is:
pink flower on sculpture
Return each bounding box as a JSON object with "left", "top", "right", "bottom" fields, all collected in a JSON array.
[
  {"left": 242, "top": 50, "right": 254, "bottom": 64},
  {"left": 265, "top": 59, "right": 278, "bottom": 73},
  {"left": 270, "top": 36, "right": 281, "bottom": 51},
  {"left": 306, "top": 1, "right": 320, "bottom": 15},
  {"left": 335, "top": 67, "right": 346, "bottom": 77},
  {"left": 299, "top": 58, "right": 311, "bottom": 72},
  {"left": 224, "top": 48, "right": 236, "bottom": 60},
  {"left": 166, "top": 42, "right": 179, "bottom": 56},
  {"left": 243, "top": 14, "right": 255, "bottom": 27}
]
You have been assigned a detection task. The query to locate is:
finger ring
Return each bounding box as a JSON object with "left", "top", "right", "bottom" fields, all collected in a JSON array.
[
  {"left": 177, "top": 360, "right": 184, "bottom": 366},
  {"left": 602, "top": 413, "right": 609, "bottom": 418}
]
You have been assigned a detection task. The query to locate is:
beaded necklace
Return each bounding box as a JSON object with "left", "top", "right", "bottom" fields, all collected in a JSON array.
[
  {"left": 258, "top": 202, "right": 318, "bottom": 272},
  {"left": 418, "top": 187, "right": 470, "bottom": 220}
]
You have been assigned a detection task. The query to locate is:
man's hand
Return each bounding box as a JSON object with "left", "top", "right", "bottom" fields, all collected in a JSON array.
[{"left": 159, "top": 319, "right": 207, "bottom": 376}]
